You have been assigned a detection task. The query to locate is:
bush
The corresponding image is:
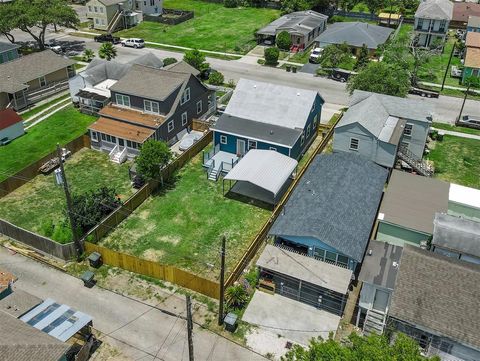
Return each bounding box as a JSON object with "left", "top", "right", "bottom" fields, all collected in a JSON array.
[
  {"left": 163, "top": 57, "right": 177, "bottom": 66},
  {"left": 225, "top": 284, "right": 249, "bottom": 310},
  {"left": 276, "top": 31, "right": 292, "bottom": 51},
  {"left": 224, "top": 0, "right": 237, "bottom": 7},
  {"left": 328, "top": 15, "right": 344, "bottom": 23},
  {"left": 257, "top": 58, "right": 265, "bottom": 65},
  {"left": 264, "top": 47, "right": 280, "bottom": 66},
  {"left": 208, "top": 71, "right": 225, "bottom": 86}
]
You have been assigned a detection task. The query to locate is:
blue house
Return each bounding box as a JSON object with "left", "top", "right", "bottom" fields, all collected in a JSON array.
[{"left": 206, "top": 78, "right": 324, "bottom": 180}]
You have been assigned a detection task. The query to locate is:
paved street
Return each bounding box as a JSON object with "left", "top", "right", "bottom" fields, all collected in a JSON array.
[{"left": 0, "top": 247, "right": 266, "bottom": 361}]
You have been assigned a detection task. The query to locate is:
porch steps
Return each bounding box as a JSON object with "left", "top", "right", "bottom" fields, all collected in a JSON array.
[
  {"left": 363, "top": 309, "right": 386, "bottom": 336},
  {"left": 208, "top": 168, "right": 218, "bottom": 181},
  {"left": 397, "top": 146, "right": 433, "bottom": 177}
]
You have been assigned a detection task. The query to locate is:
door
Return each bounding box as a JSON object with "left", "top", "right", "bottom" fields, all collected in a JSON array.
[
  {"left": 373, "top": 289, "right": 389, "bottom": 312},
  {"left": 236, "top": 139, "right": 245, "bottom": 156}
]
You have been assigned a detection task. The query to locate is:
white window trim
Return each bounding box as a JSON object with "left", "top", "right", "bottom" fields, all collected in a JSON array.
[
  {"left": 306, "top": 124, "right": 311, "bottom": 138},
  {"left": 168, "top": 120, "right": 174, "bottom": 132},
  {"left": 269, "top": 146, "right": 277, "bottom": 151},
  {"left": 39, "top": 76, "right": 47, "bottom": 87},
  {"left": 91, "top": 131, "right": 98, "bottom": 142},
  {"left": 196, "top": 100, "right": 202, "bottom": 114},
  {"left": 300, "top": 133, "right": 305, "bottom": 146},
  {"left": 144, "top": 99, "right": 159, "bottom": 114},
  {"left": 181, "top": 112, "right": 188, "bottom": 126},
  {"left": 404, "top": 123, "right": 413, "bottom": 137},
  {"left": 220, "top": 135, "right": 227, "bottom": 144},
  {"left": 248, "top": 140, "right": 257, "bottom": 150},
  {"left": 349, "top": 138, "right": 359, "bottom": 150},
  {"left": 181, "top": 88, "right": 191, "bottom": 105},
  {"left": 116, "top": 94, "right": 130, "bottom": 107}
]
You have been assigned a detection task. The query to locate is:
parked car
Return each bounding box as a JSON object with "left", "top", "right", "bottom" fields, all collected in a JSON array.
[
  {"left": 330, "top": 68, "right": 357, "bottom": 82},
  {"left": 456, "top": 115, "right": 480, "bottom": 130},
  {"left": 451, "top": 65, "right": 463, "bottom": 78},
  {"left": 309, "top": 47, "right": 323, "bottom": 63},
  {"left": 0, "top": 137, "right": 11, "bottom": 146},
  {"left": 409, "top": 87, "right": 439, "bottom": 98},
  {"left": 44, "top": 40, "right": 63, "bottom": 54},
  {"left": 94, "top": 33, "right": 120, "bottom": 44},
  {"left": 121, "top": 38, "right": 145, "bottom": 48}
]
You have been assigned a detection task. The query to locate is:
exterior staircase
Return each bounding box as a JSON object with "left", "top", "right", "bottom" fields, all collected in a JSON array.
[
  {"left": 363, "top": 309, "right": 387, "bottom": 336},
  {"left": 397, "top": 145, "right": 433, "bottom": 177},
  {"left": 107, "top": 10, "right": 123, "bottom": 33},
  {"left": 109, "top": 146, "right": 127, "bottom": 164},
  {"left": 208, "top": 167, "right": 218, "bottom": 181}
]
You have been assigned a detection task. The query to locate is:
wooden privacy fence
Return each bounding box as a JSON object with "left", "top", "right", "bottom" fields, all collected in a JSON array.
[
  {"left": 0, "top": 134, "right": 91, "bottom": 199},
  {"left": 85, "top": 242, "right": 220, "bottom": 299},
  {"left": 225, "top": 113, "right": 344, "bottom": 287}
]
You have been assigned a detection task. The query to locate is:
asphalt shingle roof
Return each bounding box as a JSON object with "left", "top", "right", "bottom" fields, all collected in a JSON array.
[
  {"left": 314, "top": 22, "right": 393, "bottom": 49},
  {"left": 257, "top": 10, "right": 328, "bottom": 36},
  {"left": 453, "top": 3, "right": 480, "bottom": 23},
  {"left": 415, "top": 0, "right": 453, "bottom": 20},
  {"left": 270, "top": 152, "right": 388, "bottom": 262},
  {"left": 390, "top": 245, "right": 480, "bottom": 349}
]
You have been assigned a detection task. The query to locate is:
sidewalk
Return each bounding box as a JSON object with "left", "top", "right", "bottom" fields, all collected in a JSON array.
[
  {"left": 419, "top": 81, "right": 480, "bottom": 94},
  {"left": 431, "top": 127, "right": 480, "bottom": 141}
]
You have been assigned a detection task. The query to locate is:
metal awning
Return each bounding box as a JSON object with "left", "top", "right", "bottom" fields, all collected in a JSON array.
[{"left": 224, "top": 150, "right": 298, "bottom": 198}]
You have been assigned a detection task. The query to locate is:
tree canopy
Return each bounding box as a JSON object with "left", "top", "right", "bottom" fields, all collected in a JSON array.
[
  {"left": 183, "top": 49, "right": 209, "bottom": 72},
  {"left": 98, "top": 42, "right": 117, "bottom": 61},
  {"left": 135, "top": 139, "right": 172, "bottom": 181},
  {"left": 318, "top": 43, "right": 350, "bottom": 67},
  {"left": 276, "top": 31, "right": 292, "bottom": 51}
]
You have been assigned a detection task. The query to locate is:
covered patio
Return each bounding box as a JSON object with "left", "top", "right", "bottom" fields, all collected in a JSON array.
[{"left": 222, "top": 150, "right": 298, "bottom": 205}]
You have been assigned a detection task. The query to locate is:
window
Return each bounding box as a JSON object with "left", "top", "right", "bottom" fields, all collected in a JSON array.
[
  {"left": 150, "top": 0, "right": 155, "bottom": 5},
  {"left": 91, "top": 131, "right": 98, "bottom": 142},
  {"left": 101, "top": 133, "right": 107, "bottom": 141},
  {"left": 269, "top": 146, "right": 277, "bottom": 151},
  {"left": 311, "top": 102, "right": 315, "bottom": 112},
  {"left": 181, "top": 112, "right": 188, "bottom": 126},
  {"left": 94, "top": 6, "right": 98, "bottom": 12},
  {"left": 417, "top": 18, "right": 423, "bottom": 30},
  {"left": 439, "top": 19, "right": 446, "bottom": 32},
  {"left": 313, "top": 248, "right": 325, "bottom": 260},
  {"left": 349, "top": 138, "right": 359, "bottom": 150},
  {"left": 88, "top": 5, "right": 92, "bottom": 12},
  {"left": 39, "top": 76, "right": 47, "bottom": 87},
  {"left": 181, "top": 88, "right": 191, "bottom": 104},
  {"left": 127, "top": 140, "right": 132, "bottom": 148},
  {"left": 300, "top": 133, "right": 305, "bottom": 146},
  {"left": 404, "top": 123, "right": 413, "bottom": 136},
  {"left": 168, "top": 120, "right": 174, "bottom": 132},
  {"left": 313, "top": 114, "right": 318, "bottom": 128},
  {"left": 248, "top": 140, "right": 257, "bottom": 150},
  {"left": 100, "top": 6, "right": 104, "bottom": 13},
  {"left": 325, "top": 251, "right": 337, "bottom": 263},
  {"left": 95, "top": 18, "right": 99, "bottom": 25},
  {"left": 67, "top": 65, "right": 75, "bottom": 78},
  {"left": 337, "top": 254, "right": 349, "bottom": 267},
  {"left": 116, "top": 94, "right": 130, "bottom": 107},
  {"left": 196, "top": 100, "right": 202, "bottom": 114},
  {"left": 306, "top": 124, "right": 311, "bottom": 138},
  {"left": 119, "top": 139, "right": 124, "bottom": 147},
  {"left": 144, "top": 100, "right": 159, "bottom": 114},
  {"left": 220, "top": 135, "right": 227, "bottom": 144},
  {"left": 101, "top": 19, "right": 105, "bottom": 25}
]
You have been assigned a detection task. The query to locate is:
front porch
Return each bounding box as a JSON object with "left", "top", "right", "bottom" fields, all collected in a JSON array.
[{"left": 203, "top": 144, "right": 239, "bottom": 181}]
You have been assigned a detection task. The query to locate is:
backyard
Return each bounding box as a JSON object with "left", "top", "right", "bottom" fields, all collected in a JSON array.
[
  {"left": 0, "top": 149, "right": 134, "bottom": 243},
  {"left": 427, "top": 135, "right": 480, "bottom": 189},
  {"left": 116, "top": 0, "right": 280, "bottom": 54},
  {"left": 0, "top": 106, "right": 96, "bottom": 182},
  {"left": 99, "top": 150, "right": 271, "bottom": 280}
]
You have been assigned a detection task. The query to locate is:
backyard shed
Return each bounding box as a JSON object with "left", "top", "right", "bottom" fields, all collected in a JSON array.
[{"left": 0, "top": 108, "right": 24, "bottom": 144}]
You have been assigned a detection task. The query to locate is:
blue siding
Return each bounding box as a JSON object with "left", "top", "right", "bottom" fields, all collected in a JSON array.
[{"left": 214, "top": 131, "right": 290, "bottom": 156}]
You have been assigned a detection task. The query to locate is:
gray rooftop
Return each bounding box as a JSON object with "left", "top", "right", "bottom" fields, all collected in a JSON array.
[
  {"left": 0, "top": 50, "right": 75, "bottom": 94},
  {"left": 415, "top": 0, "right": 453, "bottom": 20},
  {"left": 257, "top": 10, "right": 328, "bottom": 36},
  {"left": 358, "top": 241, "right": 403, "bottom": 290},
  {"left": 314, "top": 22, "right": 393, "bottom": 49},
  {"left": 379, "top": 170, "right": 450, "bottom": 234},
  {"left": 0, "top": 41, "right": 20, "bottom": 53},
  {"left": 468, "top": 15, "right": 480, "bottom": 28},
  {"left": 432, "top": 213, "right": 480, "bottom": 259},
  {"left": 213, "top": 114, "right": 302, "bottom": 148},
  {"left": 98, "top": 0, "right": 124, "bottom": 6},
  {"left": 129, "top": 52, "right": 164, "bottom": 69},
  {"left": 0, "top": 312, "right": 69, "bottom": 361},
  {"left": 164, "top": 60, "right": 200, "bottom": 76},
  {"left": 270, "top": 152, "right": 388, "bottom": 263},
  {"left": 0, "top": 289, "right": 42, "bottom": 318},
  {"left": 390, "top": 245, "right": 480, "bottom": 349}
]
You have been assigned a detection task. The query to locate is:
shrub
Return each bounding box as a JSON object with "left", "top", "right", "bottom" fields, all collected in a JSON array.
[
  {"left": 257, "top": 58, "right": 265, "bottom": 65},
  {"left": 163, "top": 57, "right": 177, "bottom": 66},
  {"left": 224, "top": 0, "right": 237, "bottom": 7},
  {"left": 328, "top": 15, "right": 344, "bottom": 23},
  {"left": 208, "top": 71, "right": 225, "bottom": 86},
  {"left": 276, "top": 31, "right": 292, "bottom": 51},
  {"left": 225, "top": 284, "right": 249, "bottom": 310},
  {"left": 264, "top": 47, "right": 280, "bottom": 66}
]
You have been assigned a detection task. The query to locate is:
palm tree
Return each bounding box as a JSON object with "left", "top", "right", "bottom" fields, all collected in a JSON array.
[
  {"left": 98, "top": 42, "right": 117, "bottom": 61},
  {"left": 82, "top": 48, "right": 95, "bottom": 62}
]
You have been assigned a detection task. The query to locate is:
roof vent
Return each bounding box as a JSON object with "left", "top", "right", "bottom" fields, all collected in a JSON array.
[
  {"left": 368, "top": 249, "right": 373, "bottom": 256},
  {"left": 297, "top": 92, "right": 300, "bottom": 96},
  {"left": 253, "top": 84, "right": 257, "bottom": 88},
  {"left": 392, "top": 261, "right": 398, "bottom": 268},
  {"left": 270, "top": 130, "right": 274, "bottom": 135}
]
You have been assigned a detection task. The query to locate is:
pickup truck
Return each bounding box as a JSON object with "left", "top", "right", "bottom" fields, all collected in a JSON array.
[
  {"left": 94, "top": 34, "right": 121, "bottom": 44},
  {"left": 330, "top": 68, "right": 358, "bottom": 82}
]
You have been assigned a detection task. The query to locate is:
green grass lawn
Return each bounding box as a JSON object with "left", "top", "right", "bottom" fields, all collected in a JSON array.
[
  {"left": 0, "top": 106, "right": 96, "bottom": 182},
  {"left": 0, "top": 149, "right": 134, "bottom": 243},
  {"left": 116, "top": 0, "right": 280, "bottom": 54},
  {"left": 288, "top": 45, "right": 313, "bottom": 64},
  {"left": 432, "top": 122, "right": 480, "bottom": 136},
  {"left": 20, "top": 94, "right": 71, "bottom": 121},
  {"left": 99, "top": 150, "right": 271, "bottom": 280},
  {"left": 427, "top": 135, "right": 480, "bottom": 189}
]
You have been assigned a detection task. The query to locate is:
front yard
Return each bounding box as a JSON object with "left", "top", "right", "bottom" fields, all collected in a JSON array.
[
  {"left": 0, "top": 106, "right": 96, "bottom": 182},
  {"left": 0, "top": 149, "right": 134, "bottom": 243},
  {"left": 99, "top": 150, "right": 271, "bottom": 280},
  {"left": 116, "top": 0, "right": 280, "bottom": 54},
  {"left": 428, "top": 135, "right": 480, "bottom": 189}
]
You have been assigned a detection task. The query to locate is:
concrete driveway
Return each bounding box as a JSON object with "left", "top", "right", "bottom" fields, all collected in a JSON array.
[{"left": 299, "top": 63, "right": 320, "bottom": 74}]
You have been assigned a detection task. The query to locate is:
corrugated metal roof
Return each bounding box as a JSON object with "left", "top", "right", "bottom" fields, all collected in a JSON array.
[{"left": 449, "top": 183, "right": 480, "bottom": 210}]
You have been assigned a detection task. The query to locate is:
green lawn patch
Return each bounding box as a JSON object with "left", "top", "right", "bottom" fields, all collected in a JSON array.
[
  {"left": 116, "top": 0, "right": 280, "bottom": 54},
  {"left": 0, "top": 149, "right": 134, "bottom": 243},
  {"left": 99, "top": 150, "right": 271, "bottom": 280},
  {"left": 432, "top": 122, "right": 480, "bottom": 136},
  {"left": 288, "top": 45, "right": 313, "bottom": 64},
  {"left": 427, "top": 135, "right": 480, "bottom": 189},
  {"left": 20, "top": 94, "right": 71, "bottom": 121},
  {"left": 0, "top": 106, "right": 96, "bottom": 182}
]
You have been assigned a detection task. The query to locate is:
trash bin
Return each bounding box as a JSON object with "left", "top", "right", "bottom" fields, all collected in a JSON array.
[
  {"left": 292, "top": 66, "right": 297, "bottom": 73},
  {"left": 88, "top": 252, "right": 102, "bottom": 268},
  {"left": 81, "top": 271, "right": 96, "bottom": 288},
  {"left": 286, "top": 65, "right": 291, "bottom": 72},
  {"left": 224, "top": 312, "right": 238, "bottom": 332},
  {"left": 437, "top": 131, "right": 444, "bottom": 141}
]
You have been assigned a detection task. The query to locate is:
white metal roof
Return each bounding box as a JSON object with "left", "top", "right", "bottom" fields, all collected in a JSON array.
[
  {"left": 449, "top": 183, "right": 480, "bottom": 210},
  {"left": 224, "top": 150, "right": 298, "bottom": 197},
  {"left": 225, "top": 78, "right": 320, "bottom": 130}
]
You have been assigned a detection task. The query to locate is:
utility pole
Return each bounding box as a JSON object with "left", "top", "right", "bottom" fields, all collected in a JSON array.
[
  {"left": 218, "top": 236, "right": 226, "bottom": 326},
  {"left": 186, "top": 295, "right": 194, "bottom": 361},
  {"left": 441, "top": 42, "right": 455, "bottom": 91},
  {"left": 56, "top": 144, "right": 83, "bottom": 259},
  {"left": 457, "top": 83, "right": 471, "bottom": 123}
]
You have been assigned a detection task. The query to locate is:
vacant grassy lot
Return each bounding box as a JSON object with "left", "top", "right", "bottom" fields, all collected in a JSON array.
[
  {"left": 427, "top": 135, "right": 480, "bottom": 189},
  {"left": 116, "top": 0, "right": 280, "bottom": 54},
  {"left": 0, "top": 106, "right": 96, "bottom": 182},
  {"left": 100, "top": 151, "right": 271, "bottom": 280},
  {"left": 0, "top": 149, "right": 134, "bottom": 243}
]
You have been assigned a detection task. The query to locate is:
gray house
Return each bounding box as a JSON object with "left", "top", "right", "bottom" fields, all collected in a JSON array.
[
  {"left": 333, "top": 90, "right": 433, "bottom": 174},
  {"left": 388, "top": 246, "right": 480, "bottom": 361},
  {"left": 414, "top": 0, "right": 453, "bottom": 48},
  {"left": 0, "top": 42, "right": 20, "bottom": 64}
]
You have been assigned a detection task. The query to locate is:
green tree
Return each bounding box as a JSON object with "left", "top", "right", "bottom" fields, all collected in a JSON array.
[
  {"left": 310, "top": 0, "right": 331, "bottom": 12},
  {"left": 276, "top": 31, "right": 292, "bottom": 51},
  {"left": 354, "top": 44, "right": 369, "bottom": 70},
  {"left": 338, "top": 0, "right": 359, "bottom": 12},
  {"left": 0, "top": 4, "right": 16, "bottom": 43},
  {"left": 224, "top": 0, "right": 238, "bottom": 7},
  {"left": 364, "top": 0, "right": 384, "bottom": 14},
  {"left": 183, "top": 48, "right": 209, "bottom": 72},
  {"left": 347, "top": 61, "right": 411, "bottom": 97},
  {"left": 98, "top": 42, "right": 117, "bottom": 61},
  {"left": 225, "top": 284, "right": 249, "bottom": 310},
  {"left": 280, "top": 0, "right": 309, "bottom": 15},
  {"left": 7, "top": 0, "right": 79, "bottom": 50},
  {"left": 135, "top": 139, "right": 172, "bottom": 182},
  {"left": 208, "top": 71, "right": 225, "bottom": 86},
  {"left": 82, "top": 49, "right": 95, "bottom": 62},
  {"left": 264, "top": 47, "right": 280, "bottom": 65},
  {"left": 282, "top": 332, "right": 440, "bottom": 361},
  {"left": 318, "top": 43, "right": 350, "bottom": 67},
  {"left": 163, "top": 57, "right": 178, "bottom": 66}
]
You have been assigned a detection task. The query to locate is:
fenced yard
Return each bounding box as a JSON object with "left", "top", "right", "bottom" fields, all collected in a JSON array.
[
  {"left": 99, "top": 148, "right": 271, "bottom": 281},
  {"left": 116, "top": 0, "right": 280, "bottom": 54},
  {"left": 0, "top": 148, "right": 134, "bottom": 243}
]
